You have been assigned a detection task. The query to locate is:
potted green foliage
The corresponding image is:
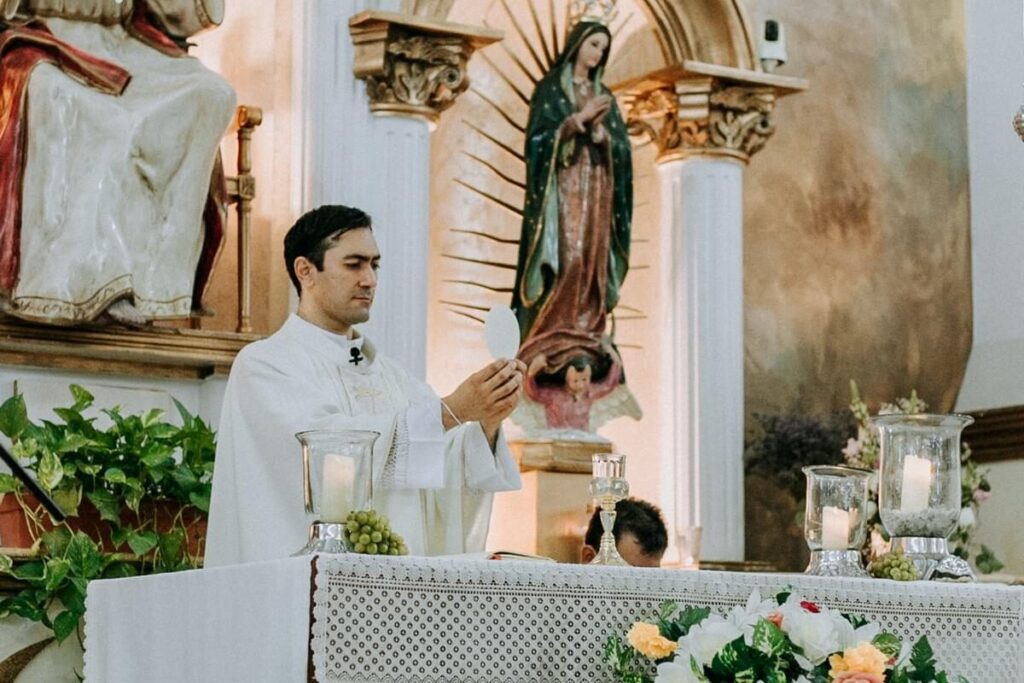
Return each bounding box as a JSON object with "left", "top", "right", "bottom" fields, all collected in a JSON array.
[{"left": 0, "top": 385, "right": 216, "bottom": 643}]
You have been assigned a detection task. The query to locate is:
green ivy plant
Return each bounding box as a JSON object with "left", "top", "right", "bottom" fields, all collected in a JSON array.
[{"left": 0, "top": 385, "right": 216, "bottom": 643}]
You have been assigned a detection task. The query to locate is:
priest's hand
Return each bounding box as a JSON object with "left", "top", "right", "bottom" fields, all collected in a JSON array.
[{"left": 443, "top": 359, "right": 525, "bottom": 445}]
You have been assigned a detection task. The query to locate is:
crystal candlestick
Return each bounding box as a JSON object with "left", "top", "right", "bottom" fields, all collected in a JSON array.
[{"left": 589, "top": 453, "right": 630, "bottom": 566}]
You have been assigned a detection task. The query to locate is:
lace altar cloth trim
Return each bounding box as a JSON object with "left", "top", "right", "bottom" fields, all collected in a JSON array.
[{"left": 312, "top": 555, "right": 1024, "bottom": 682}]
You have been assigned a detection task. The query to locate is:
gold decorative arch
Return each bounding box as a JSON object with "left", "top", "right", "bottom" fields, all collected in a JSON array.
[{"left": 404, "top": 0, "right": 759, "bottom": 69}]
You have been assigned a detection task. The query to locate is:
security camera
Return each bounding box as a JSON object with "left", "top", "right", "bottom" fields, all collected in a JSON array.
[{"left": 760, "top": 19, "right": 787, "bottom": 73}]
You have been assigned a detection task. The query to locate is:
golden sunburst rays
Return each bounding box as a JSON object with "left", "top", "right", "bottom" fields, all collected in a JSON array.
[{"left": 438, "top": 0, "right": 650, "bottom": 351}]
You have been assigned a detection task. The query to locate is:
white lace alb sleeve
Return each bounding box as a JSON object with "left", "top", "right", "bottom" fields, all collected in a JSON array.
[{"left": 379, "top": 400, "right": 445, "bottom": 490}]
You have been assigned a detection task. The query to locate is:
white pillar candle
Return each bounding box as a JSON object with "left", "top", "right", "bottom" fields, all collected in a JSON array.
[
  {"left": 900, "top": 455, "right": 932, "bottom": 513},
  {"left": 821, "top": 506, "right": 850, "bottom": 550},
  {"left": 320, "top": 454, "right": 355, "bottom": 523}
]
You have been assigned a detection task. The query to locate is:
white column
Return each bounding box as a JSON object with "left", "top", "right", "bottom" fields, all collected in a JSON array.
[
  {"left": 658, "top": 156, "right": 745, "bottom": 562},
  {"left": 297, "top": 0, "right": 430, "bottom": 378}
]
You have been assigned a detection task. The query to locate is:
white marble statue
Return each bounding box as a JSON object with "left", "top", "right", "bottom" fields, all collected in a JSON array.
[{"left": 0, "top": 0, "right": 235, "bottom": 325}]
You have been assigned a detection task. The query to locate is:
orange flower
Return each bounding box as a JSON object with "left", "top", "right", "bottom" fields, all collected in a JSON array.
[
  {"left": 832, "top": 674, "right": 883, "bottom": 683},
  {"left": 829, "top": 642, "right": 888, "bottom": 682},
  {"left": 626, "top": 622, "right": 677, "bottom": 659}
]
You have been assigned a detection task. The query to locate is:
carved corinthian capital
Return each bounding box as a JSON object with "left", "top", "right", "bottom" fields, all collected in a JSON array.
[
  {"left": 350, "top": 11, "right": 502, "bottom": 124},
  {"left": 708, "top": 86, "right": 777, "bottom": 157},
  {"left": 619, "top": 61, "right": 807, "bottom": 164},
  {"left": 364, "top": 33, "right": 470, "bottom": 119}
]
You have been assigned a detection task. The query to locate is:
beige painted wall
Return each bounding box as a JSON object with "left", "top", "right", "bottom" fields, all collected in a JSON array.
[{"left": 744, "top": 0, "right": 971, "bottom": 418}]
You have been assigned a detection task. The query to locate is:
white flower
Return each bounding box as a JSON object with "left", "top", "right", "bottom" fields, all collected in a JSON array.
[
  {"left": 894, "top": 641, "right": 913, "bottom": 667},
  {"left": 843, "top": 438, "right": 862, "bottom": 458},
  {"left": 878, "top": 403, "right": 900, "bottom": 415},
  {"left": 776, "top": 597, "right": 842, "bottom": 666},
  {"left": 726, "top": 589, "right": 777, "bottom": 644},
  {"left": 678, "top": 615, "right": 744, "bottom": 668},
  {"left": 833, "top": 618, "right": 881, "bottom": 651},
  {"left": 655, "top": 658, "right": 704, "bottom": 683},
  {"left": 959, "top": 506, "right": 976, "bottom": 528}
]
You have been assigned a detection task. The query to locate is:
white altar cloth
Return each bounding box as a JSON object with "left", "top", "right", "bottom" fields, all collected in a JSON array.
[
  {"left": 84, "top": 554, "right": 1024, "bottom": 682},
  {"left": 83, "top": 556, "right": 314, "bottom": 683}
]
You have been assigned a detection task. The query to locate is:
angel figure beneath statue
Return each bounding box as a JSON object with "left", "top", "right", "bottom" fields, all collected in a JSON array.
[{"left": 524, "top": 352, "right": 631, "bottom": 433}]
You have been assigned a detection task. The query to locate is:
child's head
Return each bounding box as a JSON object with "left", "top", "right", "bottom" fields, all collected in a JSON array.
[{"left": 565, "top": 356, "right": 593, "bottom": 396}]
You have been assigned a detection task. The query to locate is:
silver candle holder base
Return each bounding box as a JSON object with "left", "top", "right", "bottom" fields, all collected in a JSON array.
[
  {"left": 589, "top": 508, "right": 628, "bottom": 566},
  {"left": 805, "top": 549, "right": 869, "bottom": 578},
  {"left": 295, "top": 522, "right": 349, "bottom": 555},
  {"left": 890, "top": 536, "right": 975, "bottom": 582}
]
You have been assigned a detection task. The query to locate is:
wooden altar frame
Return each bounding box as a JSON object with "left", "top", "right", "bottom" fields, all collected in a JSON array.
[{"left": 965, "top": 404, "right": 1024, "bottom": 463}]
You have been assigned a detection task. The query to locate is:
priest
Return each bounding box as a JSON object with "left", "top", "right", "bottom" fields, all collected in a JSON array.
[{"left": 206, "top": 205, "right": 524, "bottom": 566}]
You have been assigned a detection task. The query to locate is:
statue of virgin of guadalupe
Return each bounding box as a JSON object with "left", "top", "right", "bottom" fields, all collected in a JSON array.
[{"left": 510, "top": 20, "right": 641, "bottom": 437}]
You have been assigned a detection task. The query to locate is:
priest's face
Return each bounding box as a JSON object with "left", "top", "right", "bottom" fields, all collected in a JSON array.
[{"left": 298, "top": 228, "right": 381, "bottom": 335}]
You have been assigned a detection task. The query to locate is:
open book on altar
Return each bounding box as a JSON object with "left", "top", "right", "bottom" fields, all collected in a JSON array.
[{"left": 441, "top": 550, "right": 557, "bottom": 562}]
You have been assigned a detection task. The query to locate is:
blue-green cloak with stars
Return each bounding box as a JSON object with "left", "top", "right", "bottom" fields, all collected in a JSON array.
[{"left": 510, "top": 21, "right": 633, "bottom": 346}]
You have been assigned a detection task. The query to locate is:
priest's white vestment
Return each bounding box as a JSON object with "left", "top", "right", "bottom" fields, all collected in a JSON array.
[{"left": 205, "top": 315, "right": 521, "bottom": 566}]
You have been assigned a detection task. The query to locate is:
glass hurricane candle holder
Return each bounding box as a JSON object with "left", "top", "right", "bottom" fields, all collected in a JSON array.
[
  {"left": 802, "top": 465, "right": 872, "bottom": 577},
  {"left": 294, "top": 429, "right": 379, "bottom": 555},
  {"left": 871, "top": 413, "right": 975, "bottom": 581},
  {"left": 588, "top": 453, "right": 630, "bottom": 566},
  {"left": 675, "top": 525, "right": 702, "bottom": 570}
]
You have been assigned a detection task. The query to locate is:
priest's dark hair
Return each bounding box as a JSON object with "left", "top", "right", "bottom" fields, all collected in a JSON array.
[
  {"left": 284, "top": 204, "right": 373, "bottom": 293},
  {"left": 583, "top": 497, "right": 668, "bottom": 557}
]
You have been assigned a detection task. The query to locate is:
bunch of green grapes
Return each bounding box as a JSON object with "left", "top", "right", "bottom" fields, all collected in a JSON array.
[
  {"left": 344, "top": 509, "right": 408, "bottom": 556},
  {"left": 868, "top": 551, "right": 920, "bottom": 581}
]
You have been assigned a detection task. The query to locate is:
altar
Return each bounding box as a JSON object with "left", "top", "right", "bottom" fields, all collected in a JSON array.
[{"left": 83, "top": 554, "right": 1024, "bottom": 682}]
